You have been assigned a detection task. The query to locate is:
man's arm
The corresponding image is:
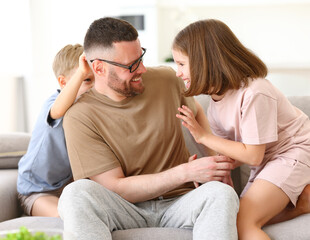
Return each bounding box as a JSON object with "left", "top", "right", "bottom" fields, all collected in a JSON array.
[{"left": 90, "top": 155, "right": 234, "bottom": 203}]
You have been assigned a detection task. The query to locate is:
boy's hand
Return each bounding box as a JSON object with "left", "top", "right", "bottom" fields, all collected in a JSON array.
[
  {"left": 78, "top": 53, "right": 93, "bottom": 78},
  {"left": 176, "top": 105, "right": 207, "bottom": 144}
]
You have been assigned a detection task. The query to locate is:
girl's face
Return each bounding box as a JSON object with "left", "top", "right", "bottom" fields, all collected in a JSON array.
[{"left": 172, "top": 49, "right": 191, "bottom": 89}]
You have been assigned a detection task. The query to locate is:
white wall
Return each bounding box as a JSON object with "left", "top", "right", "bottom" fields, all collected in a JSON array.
[
  {"left": 0, "top": 0, "right": 31, "bottom": 133},
  {"left": 158, "top": 3, "right": 310, "bottom": 66},
  {"left": 26, "top": 0, "right": 159, "bottom": 133},
  {"left": 157, "top": 1, "right": 310, "bottom": 97},
  {"left": 1, "top": 0, "right": 310, "bottom": 133}
]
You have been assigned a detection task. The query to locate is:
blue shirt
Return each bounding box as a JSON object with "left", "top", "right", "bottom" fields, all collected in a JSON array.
[{"left": 17, "top": 90, "right": 72, "bottom": 195}]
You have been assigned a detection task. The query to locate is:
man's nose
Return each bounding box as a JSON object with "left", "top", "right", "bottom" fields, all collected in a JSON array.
[{"left": 137, "top": 61, "right": 147, "bottom": 74}]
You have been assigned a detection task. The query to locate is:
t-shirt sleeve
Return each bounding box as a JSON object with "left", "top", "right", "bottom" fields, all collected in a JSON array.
[
  {"left": 46, "top": 110, "right": 62, "bottom": 128},
  {"left": 44, "top": 93, "right": 62, "bottom": 128},
  {"left": 63, "top": 113, "right": 120, "bottom": 180},
  {"left": 240, "top": 93, "right": 278, "bottom": 144}
]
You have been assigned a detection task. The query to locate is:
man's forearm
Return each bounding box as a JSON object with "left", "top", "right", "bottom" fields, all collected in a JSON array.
[
  {"left": 90, "top": 155, "right": 233, "bottom": 203},
  {"left": 90, "top": 165, "right": 188, "bottom": 203}
]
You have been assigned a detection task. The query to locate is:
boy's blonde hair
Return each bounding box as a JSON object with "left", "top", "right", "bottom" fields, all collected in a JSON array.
[{"left": 52, "top": 44, "right": 83, "bottom": 78}]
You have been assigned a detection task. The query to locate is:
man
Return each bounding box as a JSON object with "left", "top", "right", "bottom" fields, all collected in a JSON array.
[{"left": 58, "top": 17, "right": 239, "bottom": 240}]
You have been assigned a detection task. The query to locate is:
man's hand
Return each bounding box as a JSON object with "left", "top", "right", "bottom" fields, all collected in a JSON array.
[{"left": 184, "top": 155, "right": 234, "bottom": 185}]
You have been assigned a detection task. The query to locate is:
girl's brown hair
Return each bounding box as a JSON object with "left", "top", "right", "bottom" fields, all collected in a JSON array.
[{"left": 173, "top": 19, "right": 268, "bottom": 96}]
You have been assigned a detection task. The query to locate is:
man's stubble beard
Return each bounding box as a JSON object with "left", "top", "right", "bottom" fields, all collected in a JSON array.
[{"left": 108, "top": 69, "right": 145, "bottom": 97}]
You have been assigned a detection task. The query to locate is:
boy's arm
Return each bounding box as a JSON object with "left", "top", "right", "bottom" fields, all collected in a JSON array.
[{"left": 50, "top": 53, "right": 93, "bottom": 120}]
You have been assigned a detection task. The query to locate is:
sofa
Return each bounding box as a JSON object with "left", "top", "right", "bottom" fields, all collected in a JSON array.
[{"left": 0, "top": 95, "right": 310, "bottom": 240}]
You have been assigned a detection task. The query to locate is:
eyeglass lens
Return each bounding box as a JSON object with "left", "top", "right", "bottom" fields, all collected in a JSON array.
[{"left": 131, "top": 58, "right": 143, "bottom": 73}]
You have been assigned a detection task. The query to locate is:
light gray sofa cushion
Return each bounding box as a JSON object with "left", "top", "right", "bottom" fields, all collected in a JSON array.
[
  {"left": 263, "top": 214, "right": 310, "bottom": 240},
  {"left": 0, "top": 217, "right": 63, "bottom": 231},
  {"left": 0, "top": 132, "right": 30, "bottom": 169},
  {"left": 0, "top": 217, "right": 192, "bottom": 240},
  {"left": 1, "top": 215, "right": 310, "bottom": 240},
  {"left": 287, "top": 96, "right": 310, "bottom": 116},
  {"left": 111, "top": 228, "right": 192, "bottom": 240},
  {"left": 0, "top": 169, "right": 21, "bottom": 221}
]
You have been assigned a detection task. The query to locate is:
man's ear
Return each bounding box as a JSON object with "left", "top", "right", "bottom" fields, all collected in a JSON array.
[
  {"left": 91, "top": 60, "right": 106, "bottom": 76},
  {"left": 57, "top": 75, "right": 66, "bottom": 89}
]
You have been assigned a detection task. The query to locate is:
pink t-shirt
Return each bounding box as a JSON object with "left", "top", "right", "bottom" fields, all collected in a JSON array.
[{"left": 207, "top": 78, "right": 310, "bottom": 166}]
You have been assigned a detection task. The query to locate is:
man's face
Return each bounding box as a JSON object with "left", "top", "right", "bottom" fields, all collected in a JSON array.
[
  {"left": 97, "top": 40, "right": 147, "bottom": 101},
  {"left": 107, "top": 65, "right": 145, "bottom": 98}
]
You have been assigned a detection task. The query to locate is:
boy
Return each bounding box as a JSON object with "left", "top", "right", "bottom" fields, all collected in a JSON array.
[{"left": 17, "top": 44, "right": 94, "bottom": 217}]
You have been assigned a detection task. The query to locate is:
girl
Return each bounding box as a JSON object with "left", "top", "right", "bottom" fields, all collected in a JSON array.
[{"left": 173, "top": 19, "right": 310, "bottom": 240}]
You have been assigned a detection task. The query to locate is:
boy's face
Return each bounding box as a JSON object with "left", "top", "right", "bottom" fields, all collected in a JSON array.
[{"left": 76, "top": 75, "right": 94, "bottom": 97}]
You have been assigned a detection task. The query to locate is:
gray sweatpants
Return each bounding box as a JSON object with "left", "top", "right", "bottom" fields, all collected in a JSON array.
[{"left": 58, "top": 179, "right": 239, "bottom": 240}]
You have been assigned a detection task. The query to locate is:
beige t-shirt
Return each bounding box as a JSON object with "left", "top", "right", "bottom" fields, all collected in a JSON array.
[{"left": 63, "top": 66, "right": 197, "bottom": 198}]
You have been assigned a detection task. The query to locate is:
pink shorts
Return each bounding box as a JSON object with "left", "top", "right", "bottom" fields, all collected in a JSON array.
[{"left": 241, "top": 156, "right": 310, "bottom": 206}]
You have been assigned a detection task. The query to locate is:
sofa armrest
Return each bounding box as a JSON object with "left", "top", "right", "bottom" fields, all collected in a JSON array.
[
  {"left": 0, "top": 132, "right": 30, "bottom": 221},
  {"left": 0, "top": 169, "right": 22, "bottom": 222}
]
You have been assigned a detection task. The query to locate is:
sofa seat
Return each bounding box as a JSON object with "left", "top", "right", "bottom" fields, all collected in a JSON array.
[
  {"left": 1, "top": 215, "right": 310, "bottom": 240},
  {"left": 0, "top": 217, "right": 192, "bottom": 240}
]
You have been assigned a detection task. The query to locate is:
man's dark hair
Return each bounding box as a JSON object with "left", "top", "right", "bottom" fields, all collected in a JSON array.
[{"left": 84, "top": 17, "right": 138, "bottom": 51}]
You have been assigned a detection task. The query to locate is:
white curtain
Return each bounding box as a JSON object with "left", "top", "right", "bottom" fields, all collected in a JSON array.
[{"left": 0, "top": 76, "right": 28, "bottom": 133}]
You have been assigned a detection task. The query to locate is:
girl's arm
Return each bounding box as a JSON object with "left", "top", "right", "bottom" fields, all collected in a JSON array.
[
  {"left": 200, "top": 134, "right": 266, "bottom": 166},
  {"left": 177, "top": 105, "right": 266, "bottom": 166},
  {"left": 50, "top": 53, "right": 93, "bottom": 120}
]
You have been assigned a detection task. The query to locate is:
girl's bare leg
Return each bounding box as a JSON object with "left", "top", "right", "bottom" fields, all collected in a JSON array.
[
  {"left": 237, "top": 179, "right": 290, "bottom": 240},
  {"left": 266, "top": 184, "right": 310, "bottom": 225}
]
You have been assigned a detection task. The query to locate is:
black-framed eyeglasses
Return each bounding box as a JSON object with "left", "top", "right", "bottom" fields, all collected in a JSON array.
[{"left": 90, "top": 48, "right": 146, "bottom": 73}]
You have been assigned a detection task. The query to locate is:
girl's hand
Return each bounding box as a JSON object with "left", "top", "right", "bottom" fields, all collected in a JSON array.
[
  {"left": 222, "top": 173, "right": 234, "bottom": 188},
  {"left": 176, "top": 105, "right": 207, "bottom": 144},
  {"left": 217, "top": 154, "right": 234, "bottom": 187}
]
